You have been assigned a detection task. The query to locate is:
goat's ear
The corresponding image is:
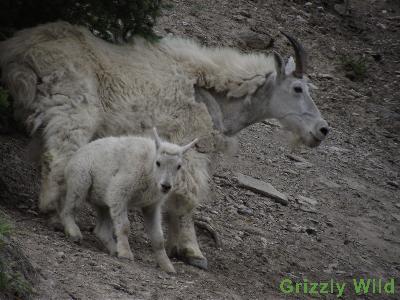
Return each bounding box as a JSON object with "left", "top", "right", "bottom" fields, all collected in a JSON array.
[
  {"left": 153, "top": 127, "right": 161, "bottom": 150},
  {"left": 181, "top": 138, "right": 198, "bottom": 154},
  {"left": 285, "top": 56, "right": 296, "bottom": 76},
  {"left": 273, "top": 51, "right": 285, "bottom": 82}
]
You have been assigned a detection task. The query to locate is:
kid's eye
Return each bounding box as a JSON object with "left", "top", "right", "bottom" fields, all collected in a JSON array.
[
  {"left": 294, "top": 86, "right": 303, "bottom": 93},
  {"left": 156, "top": 161, "right": 161, "bottom": 167},
  {"left": 177, "top": 165, "right": 181, "bottom": 170}
]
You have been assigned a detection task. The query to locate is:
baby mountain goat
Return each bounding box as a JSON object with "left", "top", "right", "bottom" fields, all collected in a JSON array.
[{"left": 60, "top": 128, "right": 198, "bottom": 273}]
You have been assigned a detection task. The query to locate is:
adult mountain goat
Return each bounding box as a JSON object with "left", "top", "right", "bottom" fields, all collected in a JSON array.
[{"left": 0, "top": 22, "right": 329, "bottom": 269}]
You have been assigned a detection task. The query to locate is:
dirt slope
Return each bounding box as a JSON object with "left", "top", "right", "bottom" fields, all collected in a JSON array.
[{"left": 1, "top": 0, "right": 399, "bottom": 299}]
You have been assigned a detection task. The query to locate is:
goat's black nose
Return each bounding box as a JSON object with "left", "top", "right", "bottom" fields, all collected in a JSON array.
[
  {"left": 320, "top": 127, "right": 329, "bottom": 136},
  {"left": 161, "top": 183, "right": 171, "bottom": 193}
]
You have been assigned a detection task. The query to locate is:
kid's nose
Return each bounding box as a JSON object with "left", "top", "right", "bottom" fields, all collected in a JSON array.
[{"left": 161, "top": 183, "right": 171, "bottom": 193}]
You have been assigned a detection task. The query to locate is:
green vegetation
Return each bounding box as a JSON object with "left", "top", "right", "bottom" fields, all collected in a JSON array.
[
  {"left": 0, "top": 87, "right": 10, "bottom": 112},
  {"left": 161, "top": 2, "right": 175, "bottom": 10},
  {"left": 340, "top": 55, "right": 368, "bottom": 81},
  {"left": 0, "top": 215, "right": 12, "bottom": 242},
  {"left": 0, "top": 0, "right": 162, "bottom": 42},
  {"left": 0, "top": 213, "right": 34, "bottom": 299}
]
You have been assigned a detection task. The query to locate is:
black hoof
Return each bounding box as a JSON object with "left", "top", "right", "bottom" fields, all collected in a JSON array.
[{"left": 184, "top": 256, "right": 208, "bottom": 270}]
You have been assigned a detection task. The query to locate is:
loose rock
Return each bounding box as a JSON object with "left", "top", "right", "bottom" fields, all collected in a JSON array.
[
  {"left": 387, "top": 181, "right": 399, "bottom": 188},
  {"left": 286, "top": 154, "right": 307, "bottom": 163},
  {"left": 236, "top": 173, "right": 288, "bottom": 205},
  {"left": 294, "top": 161, "right": 314, "bottom": 169},
  {"left": 297, "top": 195, "right": 318, "bottom": 206}
]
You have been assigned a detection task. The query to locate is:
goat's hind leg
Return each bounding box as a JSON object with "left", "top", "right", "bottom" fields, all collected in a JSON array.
[
  {"left": 37, "top": 71, "right": 99, "bottom": 215},
  {"left": 165, "top": 192, "right": 208, "bottom": 270},
  {"left": 59, "top": 171, "right": 91, "bottom": 242},
  {"left": 60, "top": 199, "right": 83, "bottom": 243}
]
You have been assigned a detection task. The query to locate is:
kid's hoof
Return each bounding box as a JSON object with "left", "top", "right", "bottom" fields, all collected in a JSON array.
[
  {"left": 160, "top": 264, "right": 176, "bottom": 274},
  {"left": 118, "top": 251, "right": 134, "bottom": 261},
  {"left": 69, "top": 234, "right": 82, "bottom": 244},
  {"left": 184, "top": 256, "right": 208, "bottom": 270}
]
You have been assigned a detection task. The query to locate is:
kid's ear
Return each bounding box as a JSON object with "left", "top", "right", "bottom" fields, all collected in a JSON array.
[
  {"left": 181, "top": 138, "right": 198, "bottom": 154},
  {"left": 153, "top": 127, "right": 161, "bottom": 150}
]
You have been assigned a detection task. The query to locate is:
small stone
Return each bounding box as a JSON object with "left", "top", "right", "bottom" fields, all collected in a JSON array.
[
  {"left": 245, "top": 190, "right": 256, "bottom": 196},
  {"left": 234, "top": 235, "right": 243, "bottom": 241},
  {"left": 237, "top": 207, "right": 254, "bottom": 216},
  {"left": 317, "top": 73, "right": 335, "bottom": 80},
  {"left": 304, "top": 2, "right": 312, "bottom": 6},
  {"left": 299, "top": 206, "right": 317, "bottom": 214},
  {"left": 395, "top": 203, "right": 400, "bottom": 209},
  {"left": 284, "top": 169, "right": 299, "bottom": 176},
  {"left": 27, "top": 209, "right": 39, "bottom": 216},
  {"left": 324, "top": 262, "right": 338, "bottom": 274},
  {"left": 236, "top": 173, "right": 288, "bottom": 205},
  {"left": 306, "top": 227, "right": 317, "bottom": 235},
  {"left": 297, "top": 195, "right": 318, "bottom": 206},
  {"left": 377, "top": 23, "right": 387, "bottom": 30},
  {"left": 296, "top": 15, "right": 307, "bottom": 23},
  {"left": 392, "top": 214, "right": 400, "bottom": 222},
  {"left": 260, "top": 237, "right": 269, "bottom": 248},
  {"left": 294, "top": 161, "right": 314, "bottom": 169},
  {"left": 288, "top": 225, "right": 305, "bottom": 233},
  {"left": 286, "top": 154, "right": 307, "bottom": 162},
  {"left": 326, "top": 221, "right": 334, "bottom": 227},
  {"left": 262, "top": 120, "right": 281, "bottom": 127},
  {"left": 233, "top": 15, "right": 246, "bottom": 22},
  {"left": 57, "top": 251, "right": 66, "bottom": 259},
  {"left": 238, "top": 10, "right": 251, "bottom": 18},
  {"left": 387, "top": 181, "right": 399, "bottom": 188}
]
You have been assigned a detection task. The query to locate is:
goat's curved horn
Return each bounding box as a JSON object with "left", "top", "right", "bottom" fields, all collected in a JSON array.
[
  {"left": 273, "top": 51, "right": 285, "bottom": 82},
  {"left": 281, "top": 32, "right": 307, "bottom": 78}
]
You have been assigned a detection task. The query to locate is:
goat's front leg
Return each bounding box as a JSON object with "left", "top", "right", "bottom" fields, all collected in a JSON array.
[
  {"left": 108, "top": 198, "right": 133, "bottom": 260},
  {"left": 142, "top": 204, "right": 175, "bottom": 273}
]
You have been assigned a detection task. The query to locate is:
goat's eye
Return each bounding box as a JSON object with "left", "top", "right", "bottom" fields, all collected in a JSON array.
[
  {"left": 294, "top": 86, "right": 303, "bottom": 93},
  {"left": 177, "top": 165, "right": 181, "bottom": 170},
  {"left": 156, "top": 161, "right": 161, "bottom": 167}
]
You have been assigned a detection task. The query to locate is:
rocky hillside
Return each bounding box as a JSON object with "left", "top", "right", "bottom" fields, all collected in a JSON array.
[{"left": 0, "top": 0, "right": 399, "bottom": 299}]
